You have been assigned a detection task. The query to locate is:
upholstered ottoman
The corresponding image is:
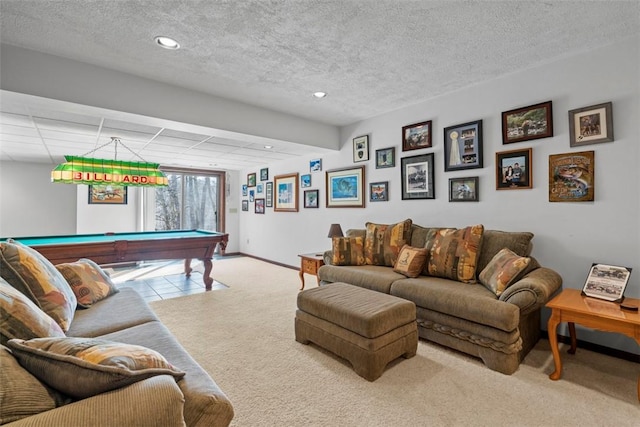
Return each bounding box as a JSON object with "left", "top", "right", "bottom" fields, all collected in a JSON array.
[{"left": 295, "top": 282, "right": 418, "bottom": 381}]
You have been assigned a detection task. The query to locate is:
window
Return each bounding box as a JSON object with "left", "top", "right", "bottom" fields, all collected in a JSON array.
[{"left": 154, "top": 168, "right": 225, "bottom": 232}]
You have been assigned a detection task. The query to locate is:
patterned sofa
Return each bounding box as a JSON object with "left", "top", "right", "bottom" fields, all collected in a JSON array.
[
  {"left": 318, "top": 220, "right": 562, "bottom": 375},
  {"left": 0, "top": 240, "right": 234, "bottom": 426}
]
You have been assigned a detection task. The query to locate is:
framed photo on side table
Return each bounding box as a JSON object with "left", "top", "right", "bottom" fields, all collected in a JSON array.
[
  {"left": 353, "top": 135, "right": 369, "bottom": 162},
  {"left": 449, "top": 177, "right": 478, "bottom": 202},
  {"left": 444, "top": 120, "right": 483, "bottom": 171},
  {"left": 502, "top": 101, "right": 553, "bottom": 144},
  {"left": 325, "top": 166, "right": 365, "bottom": 208},
  {"left": 582, "top": 263, "right": 632, "bottom": 303},
  {"left": 274, "top": 173, "right": 299, "bottom": 212},
  {"left": 496, "top": 148, "right": 532, "bottom": 190},
  {"left": 402, "top": 120, "right": 432, "bottom": 151},
  {"left": 569, "top": 102, "right": 613, "bottom": 147},
  {"left": 401, "top": 153, "right": 434, "bottom": 200}
]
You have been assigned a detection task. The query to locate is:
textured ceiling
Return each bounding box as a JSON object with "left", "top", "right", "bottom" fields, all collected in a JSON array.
[{"left": 0, "top": 0, "right": 638, "bottom": 170}]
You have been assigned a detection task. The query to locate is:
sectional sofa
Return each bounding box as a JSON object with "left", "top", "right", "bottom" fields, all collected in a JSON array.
[{"left": 318, "top": 220, "right": 562, "bottom": 374}]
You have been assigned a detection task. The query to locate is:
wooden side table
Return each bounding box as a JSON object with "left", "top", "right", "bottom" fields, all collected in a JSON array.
[
  {"left": 546, "top": 288, "right": 640, "bottom": 401},
  {"left": 298, "top": 253, "right": 324, "bottom": 291}
]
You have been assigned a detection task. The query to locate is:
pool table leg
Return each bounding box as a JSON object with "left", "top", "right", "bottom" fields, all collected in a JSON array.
[
  {"left": 184, "top": 258, "right": 193, "bottom": 277},
  {"left": 185, "top": 258, "right": 214, "bottom": 290}
]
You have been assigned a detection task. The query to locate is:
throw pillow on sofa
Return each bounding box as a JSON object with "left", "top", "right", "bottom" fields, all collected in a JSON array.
[
  {"left": 393, "top": 245, "right": 428, "bottom": 278},
  {"left": 332, "top": 237, "right": 365, "bottom": 266},
  {"left": 428, "top": 224, "right": 484, "bottom": 283},
  {"left": 56, "top": 258, "right": 120, "bottom": 308},
  {"left": 364, "top": 219, "right": 412, "bottom": 266},
  {"left": 479, "top": 248, "right": 531, "bottom": 296},
  {"left": 0, "top": 278, "right": 65, "bottom": 346},
  {"left": 7, "top": 336, "right": 186, "bottom": 399},
  {"left": 0, "top": 240, "right": 77, "bottom": 331}
]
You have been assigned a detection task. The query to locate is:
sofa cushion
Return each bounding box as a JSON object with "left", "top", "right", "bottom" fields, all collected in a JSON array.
[
  {"left": 7, "top": 336, "right": 185, "bottom": 399},
  {"left": 0, "top": 278, "right": 65, "bottom": 346},
  {"left": 479, "top": 248, "right": 532, "bottom": 296},
  {"left": 0, "top": 345, "right": 70, "bottom": 424},
  {"left": 55, "top": 258, "right": 119, "bottom": 308},
  {"left": 393, "top": 245, "right": 428, "bottom": 278},
  {"left": 476, "top": 230, "right": 534, "bottom": 273},
  {"left": 0, "top": 240, "right": 77, "bottom": 331},
  {"left": 318, "top": 264, "right": 405, "bottom": 294},
  {"left": 332, "top": 236, "right": 365, "bottom": 266},
  {"left": 364, "top": 219, "right": 413, "bottom": 266},
  {"left": 66, "top": 287, "right": 159, "bottom": 338},
  {"left": 428, "top": 224, "right": 484, "bottom": 283}
]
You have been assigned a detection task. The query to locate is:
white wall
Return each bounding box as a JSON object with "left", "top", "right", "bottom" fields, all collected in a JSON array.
[
  {"left": 0, "top": 161, "right": 77, "bottom": 237},
  {"left": 76, "top": 184, "right": 139, "bottom": 233},
  {"left": 238, "top": 37, "right": 640, "bottom": 355}
]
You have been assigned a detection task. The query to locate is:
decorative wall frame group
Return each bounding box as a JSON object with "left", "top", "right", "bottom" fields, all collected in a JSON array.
[
  {"left": 326, "top": 166, "right": 365, "bottom": 208},
  {"left": 444, "top": 120, "right": 483, "bottom": 171},
  {"left": 402, "top": 120, "right": 432, "bottom": 151},
  {"left": 274, "top": 173, "right": 299, "bottom": 212},
  {"left": 502, "top": 101, "right": 553, "bottom": 144},
  {"left": 496, "top": 148, "right": 532, "bottom": 190},
  {"left": 401, "top": 153, "right": 434, "bottom": 200},
  {"left": 568, "top": 102, "right": 613, "bottom": 147}
]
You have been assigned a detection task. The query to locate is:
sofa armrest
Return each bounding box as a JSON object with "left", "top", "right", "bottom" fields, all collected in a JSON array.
[
  {"left": 6, "top": 375, "right": 186, "bottom": 427},
  {"left": 322, "top": 250, "right": 333, "bottom": 265},
  {"left": 499, "top": 267, "right": 563, "bottom": 315}
]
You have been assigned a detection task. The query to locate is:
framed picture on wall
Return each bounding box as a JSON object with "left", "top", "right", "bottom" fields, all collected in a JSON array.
[
  {"left": 549, "top": 151, "right": 594, "bottom": 202},
  {"left": 375, "top": 147, "right": 395, "bottom": 168},
  {"left": 241, "top": 200, "right": 249, "bottom": 211},
  {"left": 310, "top": 158, "right": 322, "bottom": 172},
  {"left": 274, "top": 173, "right": 299, "bottom": 212},
  {"left": 401, "top": 153, "right": 435, "bottom": 200},
  {"left": 568, "top": 102, "right": 613, "bottom": 147},
  {"left": 496, "top": 148, "right": 532, "bottom": 190},
  {"left": 353, "top": 135, "right": 369, "bottom": 162},
  {"left": 449, "top": 177, "right": 479, "bottom": 202},
  {"left": 255, "top": 198, "right": 265, "bottom": 214},
  {"left": 325, "top": 166, "right": 365, "bottom": 208},
  {"left": 301, "top": 174, "right": 311, "bottom": 188},
  {"left": 304, "top": 190, "right": 319, "bottom": 208},
  {"left": 502, "top": 101, "right": 553, "bottom": 144},
  {"left": 265, "top": 182, "right": 273, "bottom": 207},
  {"left": 444, "top": 120, "right": 483, "bottom": 171},
  {"left": 369, "top": 181, "right": 388, "bottom": 202},
  {"left": 402, "top": 120, "right": 432, "bottom": 151},
  {"left": 247, "top": 172, "right": 257, "bottom": 187},
  {"left": 88, "top": 185, "right": 128, "bottom": 205},
  {"left": 260, "top": 168, "right": 269, "bottom": 181}
]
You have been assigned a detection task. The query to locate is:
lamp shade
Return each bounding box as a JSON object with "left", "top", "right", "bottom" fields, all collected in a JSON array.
[
  {"left": 51, "top": 156, "right": 168, "bottom": 187},
  {"left": 327, "top": 223, "right": 344, "bottom": 238}
]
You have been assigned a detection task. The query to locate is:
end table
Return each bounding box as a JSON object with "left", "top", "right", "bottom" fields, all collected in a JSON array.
[
  {"left": 298, "top": 253, "right": 324, "bottom": 291},
  {"left": 546, "top": 288, "right": 640, "bottom": 401}
]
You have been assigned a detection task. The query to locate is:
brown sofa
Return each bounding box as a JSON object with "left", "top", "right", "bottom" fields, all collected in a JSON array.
[{"left": 318, "top": 223, "right": 562, "bottom": 375}]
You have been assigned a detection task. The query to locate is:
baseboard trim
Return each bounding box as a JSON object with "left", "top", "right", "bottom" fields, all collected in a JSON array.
[
  {"left": 540, "top": 330, "right": 639, "bottom": 363},
  {"left": 238, "top": 253, "right": 298, "bottom": 271}
]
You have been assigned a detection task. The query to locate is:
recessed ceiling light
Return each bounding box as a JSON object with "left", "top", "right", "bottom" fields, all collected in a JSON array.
[
  {"left": 264, "top": 145, "right": 273, "bottom": 149},
  {"left": 313, "top": 91, "right": 327, "bottom": 99},
  {"left": 154, "top": 36, "right": 180, "bottom": 50}
]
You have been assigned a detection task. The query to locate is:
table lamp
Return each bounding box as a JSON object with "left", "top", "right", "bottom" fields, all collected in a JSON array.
[{"left": 327, "top": 224, "right": 344, "bottom": 238}]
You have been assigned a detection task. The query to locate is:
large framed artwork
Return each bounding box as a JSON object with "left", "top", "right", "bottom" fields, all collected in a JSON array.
[
  {"left": 549, "top": 150, "right": 594, "bottom": 202},
  {"left": 401, "top": 153, "right": 435, "bottom": 200},
  {"left": 496, "top": 148, "right": 532, "bottom": 190},
  {"left": 443, "top": 120, "right": 483, "bottom": 171},
  {"left": 568, "top": 102, "right": 613, "bottom": 147},
  {"left": 402, "top": 120, "right": 432, "bottom": 151},
  {"left": 274, "top": 173, "right": 299, "bottom": 212},
  {"left": 88, "top": 185, "right": 128, "bottom": 205},
  {"left": 502, "top": 101, "right": 553, "bottom": 144},
  {"left": 325, "top": 166, "right": 365, "bottom": 208}
]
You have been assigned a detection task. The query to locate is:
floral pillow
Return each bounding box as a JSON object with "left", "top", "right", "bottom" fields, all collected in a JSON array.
[{"left": 56, "top": 259, "right": 119, "bottom": 308}]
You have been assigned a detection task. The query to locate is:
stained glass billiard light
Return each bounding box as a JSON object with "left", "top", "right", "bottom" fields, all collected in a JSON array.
[{"left": 51, "top": 137, "right": 168, "bottom": 187}]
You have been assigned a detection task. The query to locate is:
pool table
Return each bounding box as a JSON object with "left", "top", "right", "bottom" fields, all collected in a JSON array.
[{"left": 3, "top": 229, "right": 228, "bottom": 290}]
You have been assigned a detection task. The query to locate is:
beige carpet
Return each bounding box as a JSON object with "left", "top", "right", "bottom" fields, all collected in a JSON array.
[{"left": 150, "top": 257, "right": 640, "bottom": 426}]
